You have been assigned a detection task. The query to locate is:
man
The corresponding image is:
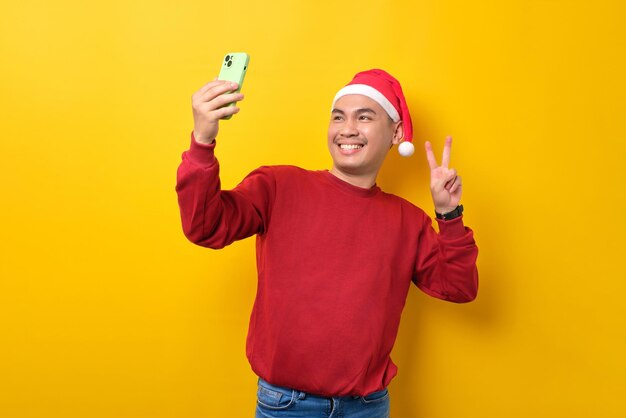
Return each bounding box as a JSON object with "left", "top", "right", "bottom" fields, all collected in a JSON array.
[{"left": 176, "top": 69, "right": 478, "bottom": 418}]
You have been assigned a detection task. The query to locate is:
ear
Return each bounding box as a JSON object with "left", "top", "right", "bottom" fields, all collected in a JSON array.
[{"left": 391, "top": 121, "right": 404, "bottom": 145}]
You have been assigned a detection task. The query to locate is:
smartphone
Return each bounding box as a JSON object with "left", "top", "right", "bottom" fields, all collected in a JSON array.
[{"left": 217, "top": 52, "right": 249, "bottom": 119}]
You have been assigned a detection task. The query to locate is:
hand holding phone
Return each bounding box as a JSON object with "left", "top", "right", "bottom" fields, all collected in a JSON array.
[{"left": 190, "top": 52, "right": 249, "bottom": 144}]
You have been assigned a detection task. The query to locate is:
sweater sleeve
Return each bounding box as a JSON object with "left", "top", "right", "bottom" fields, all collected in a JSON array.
[
  {"left": 175, "top": 133, "right": 275, "bottom": 249},
  {"left": 412, "top": 213, "right": 479, "bottom": 303}
]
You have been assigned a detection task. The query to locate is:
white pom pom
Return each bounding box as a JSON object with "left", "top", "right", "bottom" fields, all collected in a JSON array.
[{"left": 398, "top": 141, "right": 415, "bottom": 157}]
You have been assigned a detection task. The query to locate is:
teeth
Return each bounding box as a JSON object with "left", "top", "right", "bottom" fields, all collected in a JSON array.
[{"left": 340, "top": 144, "right": 363, "bottom": 150}]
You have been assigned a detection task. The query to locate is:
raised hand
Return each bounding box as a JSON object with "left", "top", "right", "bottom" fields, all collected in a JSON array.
[
  {"left": 425, "top": 136, "right": 462, "bottom": 214},
  {"left": 191, "top": 80, "right": 244, "bottom": 144}
]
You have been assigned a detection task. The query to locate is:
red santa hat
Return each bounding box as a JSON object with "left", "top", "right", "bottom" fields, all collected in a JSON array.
[{"left": 332, "top": 69, "right": 415, "bottom": 157}]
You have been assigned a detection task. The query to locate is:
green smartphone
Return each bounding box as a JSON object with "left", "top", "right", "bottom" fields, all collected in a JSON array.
[{"left": 217, "top": 52, "right": 249, "bottom": 119}]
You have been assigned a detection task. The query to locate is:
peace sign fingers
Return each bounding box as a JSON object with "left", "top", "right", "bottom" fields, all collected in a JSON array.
[
  {"left": 424, "top": 141, "right": 439, "bottom": 170},
  {"left": 425, "top": 136, "right": 453, "bottom": 169},
  {"left": 424, "top": 136, "right": 462, "bottom": 213},
  {"left": 441, "top": 135, "right": 452, "bottom": 168}
]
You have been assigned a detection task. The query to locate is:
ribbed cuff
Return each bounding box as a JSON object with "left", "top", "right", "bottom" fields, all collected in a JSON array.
[
  {"left": 435, "top": 216, "right": 466, "bottom": 239},
  {"left": 186, "top": 131, "right": 217, "bottom": 166}
]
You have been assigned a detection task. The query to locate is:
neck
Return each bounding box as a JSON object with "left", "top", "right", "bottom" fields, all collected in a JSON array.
[{"left": 329, "top": 167, "right": 377, "bottom": 189}]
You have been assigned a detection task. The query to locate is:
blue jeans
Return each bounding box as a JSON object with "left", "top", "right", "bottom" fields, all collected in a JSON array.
[{"left": 255, "top": 378, "right": 390, "bottom": 418}]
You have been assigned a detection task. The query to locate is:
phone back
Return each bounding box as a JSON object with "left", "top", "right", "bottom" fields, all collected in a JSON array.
[
  {"left": 217, "top": 52, "right": 249, "bottom": 119},
  {"left": 218, "top": 52, "right": 249, "bottom": 88}
]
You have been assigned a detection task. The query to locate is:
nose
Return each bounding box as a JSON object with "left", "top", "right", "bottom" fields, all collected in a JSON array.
[{"left": 340, "top": 118, "right": 359, "bottom": 137}]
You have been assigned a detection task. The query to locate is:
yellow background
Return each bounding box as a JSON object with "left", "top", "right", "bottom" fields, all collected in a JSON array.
[{"left": 1, "top": 0, "right": 625, "bottom": 417}]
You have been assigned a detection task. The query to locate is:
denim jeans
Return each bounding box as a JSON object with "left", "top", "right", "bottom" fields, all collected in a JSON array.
[{"left": 255, "top": 378, "right": 390, "bottom": 418}]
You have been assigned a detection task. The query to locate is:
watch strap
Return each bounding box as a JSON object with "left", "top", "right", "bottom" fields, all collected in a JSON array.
[{"left": 436, "top": 204, "right": 464, "bottom": 221}]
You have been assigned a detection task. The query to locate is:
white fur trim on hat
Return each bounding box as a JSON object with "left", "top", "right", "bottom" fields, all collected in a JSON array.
[{"left": 331, "top": 84, "right": 400, "bottom": 122}]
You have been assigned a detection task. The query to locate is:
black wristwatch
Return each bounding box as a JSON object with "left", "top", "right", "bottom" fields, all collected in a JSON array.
[{"left": 435, "top": 204, "right": 464, "bottom": 221}]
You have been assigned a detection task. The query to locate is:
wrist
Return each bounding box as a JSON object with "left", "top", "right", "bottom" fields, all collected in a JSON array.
[
  {"left": 435, "top": 204, "right": 464, "bottom": 221},
  {"left": 435, "top": 206, "right": 456, "bottom": 214},
  {"left": 192, "top": 131, "right": 215, "bottom": 145}
]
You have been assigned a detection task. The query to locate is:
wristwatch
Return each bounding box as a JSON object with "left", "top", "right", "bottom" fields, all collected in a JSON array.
[{"left": 435, "top": 204, "right": 464, "bottom": 221}]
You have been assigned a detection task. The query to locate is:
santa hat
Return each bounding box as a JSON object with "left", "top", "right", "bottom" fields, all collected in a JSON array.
[{"left": 332, "top": 69, "right": 415, "bottom": 157}]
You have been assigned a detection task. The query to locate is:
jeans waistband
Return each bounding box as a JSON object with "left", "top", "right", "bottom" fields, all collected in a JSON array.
[{"left": 258, "top": 377, "right": 382, "bottom": 400}]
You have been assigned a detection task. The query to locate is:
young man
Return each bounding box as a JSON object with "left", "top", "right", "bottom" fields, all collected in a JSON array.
[{"left": 176, "top": 69, "right": 479, "bottom": 418}]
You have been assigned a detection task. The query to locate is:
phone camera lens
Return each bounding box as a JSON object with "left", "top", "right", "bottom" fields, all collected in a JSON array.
[
  {"left": 225, "top": 55, "right": 231, "bottom": 62},
  {"left": 227, "top": 61, "right": 232, "bottom": 67}
]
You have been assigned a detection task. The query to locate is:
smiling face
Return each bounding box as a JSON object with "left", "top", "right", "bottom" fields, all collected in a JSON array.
[{"left": 328, "top": 94, "right": 403, "bottom": 187}]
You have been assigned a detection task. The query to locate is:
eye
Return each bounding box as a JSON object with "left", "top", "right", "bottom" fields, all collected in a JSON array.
[
  {"left": 359, "top": 115, "right": 372, "bottom": 121},
  {"left": 332, "top": 115, "right": 343, "bottom": 121}
]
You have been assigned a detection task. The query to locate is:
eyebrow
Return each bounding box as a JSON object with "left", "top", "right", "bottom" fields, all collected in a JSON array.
[{"left": 331, "top": 108, "right": 378, "bottom": 114}]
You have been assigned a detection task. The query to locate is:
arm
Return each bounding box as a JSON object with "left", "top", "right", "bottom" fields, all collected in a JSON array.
[
  {"left": 413, "top": 214, "right": 479, "bottom": 303},
  {"left": 413, "top": 136, "right": 478, "bottom": 302},
  {"left": 176, "top": 80, "right": 273, "bottom": 248},
  {"left": 176, "top": 134, "right": 274, "bottom": 249}
]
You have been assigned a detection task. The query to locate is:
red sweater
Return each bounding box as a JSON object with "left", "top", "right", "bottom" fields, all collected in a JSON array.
[{"left": 176, "top": 135, "right": 479, "bottom": 397}]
